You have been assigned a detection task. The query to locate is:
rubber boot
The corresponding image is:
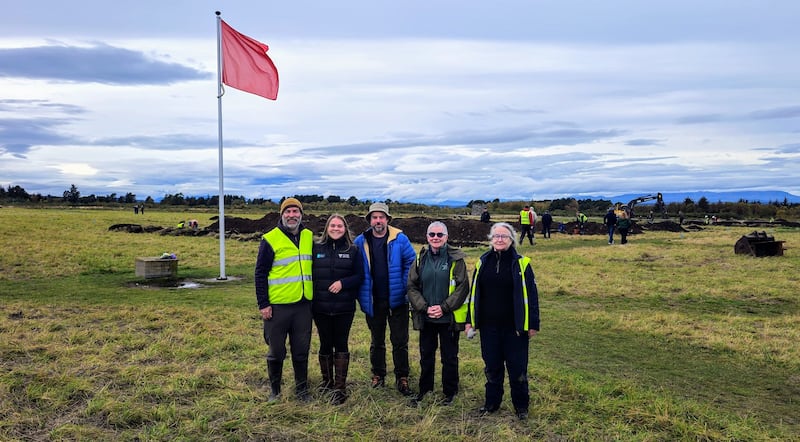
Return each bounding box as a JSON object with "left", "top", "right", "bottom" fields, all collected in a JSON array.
[
  {"left": 267, "top": 359, "right": 283, "bottom": 402},
  {"left": 332, "top": 352, "right": 350, "bottom": 405},
  {"left": 293, "top": 359, "right": 310, "bottom": 402},
  {"left": 318, "top": 354, "right": 333, "bottom": 392}
]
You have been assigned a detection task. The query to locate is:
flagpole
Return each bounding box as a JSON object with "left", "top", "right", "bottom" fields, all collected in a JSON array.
[{"left": 215, "top": 11, "right": 227, "bottom": 280}]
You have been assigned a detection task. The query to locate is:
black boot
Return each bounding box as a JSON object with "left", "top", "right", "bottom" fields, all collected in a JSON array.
[
  {"left": 318, "top": 354, "right": 333, "bottom": 392},
  {"left": 332, "top": 352, "right": 350, "bottom": 405},
  {"left": 267, "top": 359, "right": 283, "bottom": 402},
  {"left": 293, "top": 359, "right": 310, "bottom": 402}
]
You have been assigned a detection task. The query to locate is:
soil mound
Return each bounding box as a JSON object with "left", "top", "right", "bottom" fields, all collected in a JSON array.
[{"left": 111, "top": 214, "right": 710, "bottom": 244}]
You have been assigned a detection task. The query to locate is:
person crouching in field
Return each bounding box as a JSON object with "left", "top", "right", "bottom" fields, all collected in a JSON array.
[
  {"left": 312, "top": 214, "right": 364, "bottom": 405},
  {"left": 466, "top": 222, "right": 540, "bottom": 421},
  {"left": 407, "top": 221, "right": 470, "bottom": 406}
]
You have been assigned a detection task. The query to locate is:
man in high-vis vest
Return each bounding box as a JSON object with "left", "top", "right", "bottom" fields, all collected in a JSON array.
[
  {"left": 519, "top": 205, "right": 535, "bottom": 245},
  {"left": 255, "top": 197, "right": 314, "bottom": 402},
  {"left": 407, "top": 221, "right": 470, "bottom": 406}
]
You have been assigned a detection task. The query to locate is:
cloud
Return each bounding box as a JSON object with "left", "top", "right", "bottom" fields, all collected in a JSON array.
[
  {"left": 0, "top": 43, "right": 209, "bottom": 85},
  {"left": 747, "top": 105, "right": 800, "bottom": 120}
]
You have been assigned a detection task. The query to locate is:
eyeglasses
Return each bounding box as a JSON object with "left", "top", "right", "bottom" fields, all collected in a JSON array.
[
  {"left": 427, "top": 232, "right": 446, "bottom": 238},
  {"left": 491, "top": 234, "right": 511, "bottom": 240}
]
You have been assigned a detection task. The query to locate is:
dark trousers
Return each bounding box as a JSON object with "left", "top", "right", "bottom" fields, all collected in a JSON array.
[
  {"left": 479, "top": 325, "right": 530, "bottom": 412},
  {"left": 313, "top": 311, "right": 355, "bottom": 355},
  {"left": 607, "top": 225, "right": 616, "bottom": 243},
  {"left": 619, "top": 227, "right": 629, "bottom": 244},
  {"left": 542, "top": 223, "right": 551, "bottom": 238},
  {"left": 263, "top": 302, "right": 312, "bottom": 363},
  {"left": 365, "top": 298, "right": 410, "bottom": 380},
  {"left": 418, "top": 322, "right": 460, "bottom": 397},
  {"left": 519, "top": 225, "right": 534, "bottom": 244}
]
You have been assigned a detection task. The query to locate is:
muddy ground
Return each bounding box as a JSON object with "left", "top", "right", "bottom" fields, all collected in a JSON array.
[{"left": 109, "top": 213, "right": 722, "bottom": 246}]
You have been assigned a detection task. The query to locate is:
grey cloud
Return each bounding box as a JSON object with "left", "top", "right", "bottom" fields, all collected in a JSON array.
[
  {"left": 305, "top": 127, "right": 624, "bottom": 155},
  {"left": 675, "top": 114, "right": 724, "bottom": 124},
  {"left": 0, "top": 43, "right": 209, "bottom": 85},
  {"left": 625, "top": 139, "right": 663, "bottom": 146},
  {"left": 92, "top": 134, "right": 224, "bottom": 150},
  {"left": 747, "top": 105, "right": 800, "bottom": 120},
  {"left": 0, "top": 117, "right": 79, "bottom": 157}
]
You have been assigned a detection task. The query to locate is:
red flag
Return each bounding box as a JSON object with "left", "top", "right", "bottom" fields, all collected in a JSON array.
[{"left": 220, "top": 20, "right": 279, "bottom": 100}]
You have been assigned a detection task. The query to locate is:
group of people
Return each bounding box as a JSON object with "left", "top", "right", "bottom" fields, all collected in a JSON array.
[
  {"left": 602, "top": 208, "right": 632, "bottom": 244},
  {"left": 518, "top": 206, "right": 554, "bottom": 243},
  {"left": 255, "top": 199, "right": 540, "bottom": 420}
]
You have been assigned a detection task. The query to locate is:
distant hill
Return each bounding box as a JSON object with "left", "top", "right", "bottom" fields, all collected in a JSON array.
[
  {"left": 427, "top": 191, "right": 800, "bottom": 207},
  {"left": 608, "top": 191, "right": 800, "bottom": 205}
]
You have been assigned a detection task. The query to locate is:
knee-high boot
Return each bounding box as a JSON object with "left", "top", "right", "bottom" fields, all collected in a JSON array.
[
  {"left": 332, "top": 352, "right": 350, "bottom": 405},
  {"left": 267, "top": 359, "right": 283, "bottom": 402},
  {"left": 293, "top": 359, "right": 310, "bottom": 402},
  {"left": 319, "top": 354, "right": 333, "bottom": 391}
]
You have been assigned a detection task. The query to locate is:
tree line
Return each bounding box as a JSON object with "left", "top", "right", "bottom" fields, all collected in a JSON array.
[{"left": 1, "top": 184, "right": 799, "bottom": 220}]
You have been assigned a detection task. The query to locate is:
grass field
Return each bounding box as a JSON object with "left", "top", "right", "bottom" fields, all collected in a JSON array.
[{"left": 1, "top": 207, "right": 798, "bottom": 441}]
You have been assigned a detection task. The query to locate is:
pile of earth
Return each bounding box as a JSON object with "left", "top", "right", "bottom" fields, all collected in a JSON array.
[{"left": 110, "top": 214, "right": 700, "bottom": 246}]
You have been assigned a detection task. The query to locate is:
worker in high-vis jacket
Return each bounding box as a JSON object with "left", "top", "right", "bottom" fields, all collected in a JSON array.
[
  {"left": 406, "top": 221, "right": 470, "bottom": 406},
  {"left": 255, "top": 197, "right": 314, "bottom": 402},
  {"left": 466, "top": 222, "right": 540, "bottom": 421}
]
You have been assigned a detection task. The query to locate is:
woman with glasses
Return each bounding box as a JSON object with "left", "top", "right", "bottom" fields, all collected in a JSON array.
[
  {"left": 466, "top": 222, "right": 540, "bottom": 420},
  {"left": 407, "top": 221, "right": 470, "bottom": 406}
]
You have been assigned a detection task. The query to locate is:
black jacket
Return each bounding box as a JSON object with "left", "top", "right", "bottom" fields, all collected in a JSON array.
[{"left": 311, "top": 238, "right": 364, "bottom": 315}]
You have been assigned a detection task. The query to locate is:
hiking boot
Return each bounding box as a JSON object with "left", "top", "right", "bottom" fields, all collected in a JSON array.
[
  {"left": 515, "top": 409, "right": 529, "bottom": 420},
  {"left": 442, "top": 394, "right": 455, "bottom": 406},
  {"left": 477, "top": 404, "right": 499, "bottom": 416},
  {"left": 371, "top": 375, "right": 385, "bottom": 388},
  {"left": 396, "top": 377, "right": 413, "bottom": 396}
]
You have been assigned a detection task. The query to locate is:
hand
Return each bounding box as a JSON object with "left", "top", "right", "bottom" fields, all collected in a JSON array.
[
  {"left": 328, "top": 281, "right": 342, "bottom": 294},
  {"left": 465, "top": 324, "right": 476, "bottom": 339},
  {"left": 260, "top": 306, "right": 273, "bottom": 320},
  {"left": 427, "top": 305, "right": 443, "bottom": 319},
  {"left": 528, "top": 329, "right": 537, "bottom": 337}
]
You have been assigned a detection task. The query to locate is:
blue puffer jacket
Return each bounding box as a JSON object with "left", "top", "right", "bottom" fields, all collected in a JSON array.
[{"left": 354, "top": 225, "right": 417, "bottom": 317}]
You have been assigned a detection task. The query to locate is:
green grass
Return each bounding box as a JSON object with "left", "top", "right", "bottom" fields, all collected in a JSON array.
[{"left": 1, "top": 207, "right": 799, "bottom": 441}]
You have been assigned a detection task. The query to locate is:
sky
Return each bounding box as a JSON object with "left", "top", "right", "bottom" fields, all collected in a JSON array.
[{"left": 2, "top": 0, "right": 800, "bottom": 204}]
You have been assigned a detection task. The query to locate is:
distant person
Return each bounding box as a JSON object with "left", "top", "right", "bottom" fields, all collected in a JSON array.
[
  {"left": 354, "top": 202, "right": 417, "bottom": 397},
  {"left": 518, "top": 205, "right": 535, "bottom": 245},
  {"left": 480, "top": 208, "right": 491, "bottom": 223},
  {"left": 603, "top": 208, "right": 617, "bottom": 245},
  {"left": 255, "top": 198, "right": 314, "bottom": 402},
  {"left": 407, "top": 221, "right": 469, "bottom": 406},
  {"left": 648, "top": 210, "right": 655, "bottom": 224},
  {"left": 466, "top": 222, "right": 540, "bottom": 421},
  {"left": 312, "top": 214, "right": 364, "bottom": 405},
  {"left": 134, "top": 205, "right": 139, "bottom": 215},
  {"left": 575, "top": 211, "right": 588, "bottom": 234},
  {"left": 140, "top": 205, "right": 144, "bottom": 214},
  {"left": 616, "top": 210, "right": 631, "bottom": 245},
  {"left": 541, "top": 210, "right": 553, "bottom": 238},
  {"left": 678, "top": 210, "right": 685, "bottom": 225}
]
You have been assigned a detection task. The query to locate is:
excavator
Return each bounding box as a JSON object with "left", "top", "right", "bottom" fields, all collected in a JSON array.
[{"left": 615, "top": 193, "right": 666, "bottom": 219}]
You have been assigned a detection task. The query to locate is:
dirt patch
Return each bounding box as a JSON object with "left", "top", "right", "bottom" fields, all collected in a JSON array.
[{"left": 109, "top": 215, "right": 702, "bottom": 245}]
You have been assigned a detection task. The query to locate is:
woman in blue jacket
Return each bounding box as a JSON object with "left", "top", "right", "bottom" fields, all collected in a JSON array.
[{"left": 466, "top": 222, "right": 540, "bottom": 421}]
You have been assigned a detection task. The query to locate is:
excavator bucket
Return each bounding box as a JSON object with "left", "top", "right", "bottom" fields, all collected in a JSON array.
[{"left": 734, "top": 231, "right": 785, "bottom": 257}]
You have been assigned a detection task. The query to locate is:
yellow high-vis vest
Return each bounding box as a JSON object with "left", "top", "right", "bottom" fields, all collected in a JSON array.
[{"left": 262, "top": 228, "right": 313, "bottom": 304}]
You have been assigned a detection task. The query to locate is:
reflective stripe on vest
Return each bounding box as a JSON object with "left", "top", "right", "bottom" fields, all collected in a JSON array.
[
  {"left": 469, "top": 256, "right": 530, "bottom": 330},
  {"left": 451, "top": 262, "right": 468, "bottom": 323},
  {"left": 263, "top": 228, "right": 313, "bottom": 304}
]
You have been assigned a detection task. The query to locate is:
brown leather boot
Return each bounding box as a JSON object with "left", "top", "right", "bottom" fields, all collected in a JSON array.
[
  {"left": 318, "top": 354, "right": 333, "bottom": 392},
  {"left": 332, "top": 352, "right": 350, "bottom": 405}
]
